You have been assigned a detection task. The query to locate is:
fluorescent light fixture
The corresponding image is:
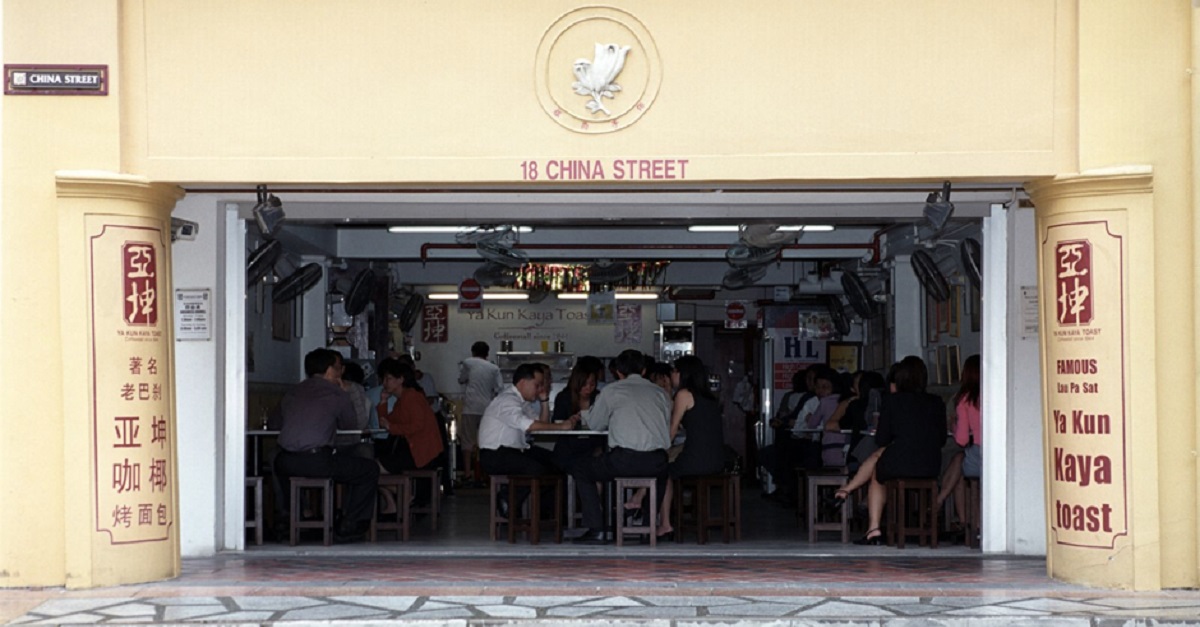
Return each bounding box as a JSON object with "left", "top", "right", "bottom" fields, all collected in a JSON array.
[
  {"left": 557, "top": 292, "right": 659, "bottom": 301},
  {"left": 427, "top": 292, "right": 530, "bottom": 301},
  {"left": 389, "top": 226, "right": 534, "bottom": 234},
  {"left": 687, "top": 224, "right": 834, "bottom": 233}
]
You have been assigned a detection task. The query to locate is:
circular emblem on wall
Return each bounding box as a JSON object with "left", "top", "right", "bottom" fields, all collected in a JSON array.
[{"left": 535, "top": 7, "right": 662, "bottom": 134}]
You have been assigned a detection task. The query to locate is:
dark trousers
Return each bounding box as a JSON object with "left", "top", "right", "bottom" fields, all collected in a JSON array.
[
  {"left": 274, "top": 448, "right": 379, "bottom": 531},
  {"left": 481, "top": 446, "right": 561, "bottom": 517},
  {"left": 572, "top": 447, "right": 668, "bottom": 530}
]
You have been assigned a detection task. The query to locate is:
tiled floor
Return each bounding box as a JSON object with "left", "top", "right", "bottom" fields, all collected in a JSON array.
[{"left": 5, "top": 486, "right": 1199, "bottom": 625}]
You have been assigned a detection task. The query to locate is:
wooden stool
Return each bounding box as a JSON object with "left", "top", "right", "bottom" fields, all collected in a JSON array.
[
  {"left": 806, "top": 470, "right": 850, "bottom": 543},
  {"left": 566, "top": 474, "right": 584, "bottom": 529},
  {"left": 369, "top": 474, "right": 410, "bottom": 542},
  {"left": 963, "top": 476, "right": 981, "bottom": 549},
  {"left": 488, "top": 475, "right": 509, "bottom": 541},
  {"left": 885, "top": 478, "right": 939, "bottom": 549},
  {"left": 244, "top": 476, "right": 263, "bottom": 546},
  {"left": 505, "top": 474, "right": 564, "bottom": 544},
  {"left": 674, "top": 474, "right": 731, "bottom": 544},
  {"left": 728, "top": 471, "right": 743, "bottom": 541},
  {"left": 289, "top": 477, "right": 334, "bottom": 546},
  {"left": 614, "top": 477, "right": 657, "bottom": 547},
  {"left": 404, "top": 468, "right": 441, "bottom": 530}
]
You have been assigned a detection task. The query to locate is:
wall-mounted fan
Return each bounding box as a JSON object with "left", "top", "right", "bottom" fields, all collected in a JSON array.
[
  {"left": 959, "top": 237, "right": 982, "bottom": 289},
  {"left": 246, "top": 239, "right": 283, "bottom": 286},
  {"left": 455, "top": 225, "right": 515, "bottom": 246},
  {"left": 476, "top": 241, "right": 529, "bottom": 268},
  {"left": 840, "top": 270, "right": 879, "bottom": 320},
  {"left": 911, "top": 249, "right": 951, "bottom": 303},
  {"left": 528, "top": 289, "right": 550, "bottom": 304},
  {"left": 343, "top": 268, "right": 376, "bottom": 317},
  {"left": 398, "top": 292, "right": 424, "bottom": 332},
  {"left": 273, "top": 263, "right": 323, "bottom": 303},
  {"left": 739, "top": 224, "right": 799, "bottom": 248},
  {"left": 725, "top": 244, "right": 779, "bottom": 268},
  {"left": 825, "top": 295, "right": 852, "bottom": 337},
  {"left": 722, "top": 265, "right": 768, "bottom": 290},
  {"left": 474, "top": 262, "right": 516, "bottom": 287},
  {"left": 588, "top": 260, "right": 629, "bottom": 285}
]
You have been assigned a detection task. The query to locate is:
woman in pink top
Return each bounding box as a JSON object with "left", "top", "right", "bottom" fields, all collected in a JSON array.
[{"left": 937, "top": 354, "right": 981, "bottom": 529}]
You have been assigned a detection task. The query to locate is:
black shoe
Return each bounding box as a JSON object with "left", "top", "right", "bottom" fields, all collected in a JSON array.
[
  {"left": 853, "top": 529, "right": 884, "bottom": 546},
  {"left": 334, "top": 529, "right": 366, "bottom": 544},
  {"left": 496, "top": 495, "right": 509, "bottom": 518},
  {"left": 572, "top": 528, "right": 605, "bottom": 544}
]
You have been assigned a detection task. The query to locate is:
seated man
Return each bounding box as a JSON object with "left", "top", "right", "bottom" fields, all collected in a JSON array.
[
  {"left": 274, "top": 348, "right": 379, "bottom": 543},
  {"left": 569, "top": 349, "right": 672, "bottom": 543},
  {"left": 479, "top": 362, "right": 580, "bottom": 477}
]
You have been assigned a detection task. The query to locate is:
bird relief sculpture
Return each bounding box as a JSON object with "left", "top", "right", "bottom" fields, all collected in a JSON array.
[{"left": 572, "top": 43, "right": 631, "bottom": 116}]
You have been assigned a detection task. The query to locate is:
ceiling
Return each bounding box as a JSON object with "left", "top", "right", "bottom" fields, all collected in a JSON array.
[{"left": 221, "top": 184, "right": 1014, "bottom": 298}]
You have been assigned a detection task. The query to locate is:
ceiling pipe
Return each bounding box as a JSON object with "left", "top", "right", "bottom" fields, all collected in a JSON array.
[{"left": 419, "top": 241, "right": 878, "bottom": 266}]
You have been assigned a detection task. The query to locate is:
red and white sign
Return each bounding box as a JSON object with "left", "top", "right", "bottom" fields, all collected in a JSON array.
[
  {"left": 725, "top": 300, "right": 748, "bottom": 329},
  {"left": 459, "top": 278, "right": 482, "bottom": 310}
]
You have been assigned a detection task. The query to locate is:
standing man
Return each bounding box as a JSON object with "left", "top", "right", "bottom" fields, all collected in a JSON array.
[
  {"left": 458, "top": 340, "right": 503, "bottom": 485},
  {"left": 275, "top": 348, "right": 379, "bottom": 543},
  {"left": 570, "top": 349, "right": 671, "bottom": 543}
]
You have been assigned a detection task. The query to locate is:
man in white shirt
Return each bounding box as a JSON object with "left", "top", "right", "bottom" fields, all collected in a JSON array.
[
  {"left": 458, "top": 341, "right": 504, "bottom": 482},
  {"left": 479, "top": 363, "right": 579, "bottom": 476}
]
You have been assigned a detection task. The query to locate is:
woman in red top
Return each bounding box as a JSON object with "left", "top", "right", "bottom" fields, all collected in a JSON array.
[
  {"left": 376, "top": 360, "right": 445, "bottom": 475},
  {"left": 936, "top": 354, "right": 981, "bottom": 530}
]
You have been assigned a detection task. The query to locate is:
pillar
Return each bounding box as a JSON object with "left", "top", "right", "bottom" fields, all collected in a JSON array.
[
  {"left": 56, "top": 172, "right": 184, "bottom": 588},
  {"left": 1027, "top": 169, "right": 1190, "bottom": 590}
]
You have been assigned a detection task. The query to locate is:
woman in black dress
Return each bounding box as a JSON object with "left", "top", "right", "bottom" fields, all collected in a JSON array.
[
  {"left": 833, "top": 356, "right": 946, "bottom": 544},
  {"left": 657, "top": 355, "right": 726, "bottom": 537}
]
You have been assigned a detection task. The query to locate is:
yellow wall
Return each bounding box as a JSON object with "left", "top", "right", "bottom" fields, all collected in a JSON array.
[{"left": 120, "top": 0, "right": 1076, "bottom": 183}]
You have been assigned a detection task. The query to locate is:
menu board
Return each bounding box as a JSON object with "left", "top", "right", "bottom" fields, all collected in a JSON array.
[{"left": 1041, "top": 216, "right": 1128, "bottom": 549}]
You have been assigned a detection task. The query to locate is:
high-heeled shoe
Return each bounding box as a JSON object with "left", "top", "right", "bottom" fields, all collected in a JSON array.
[
  {"left": 830, "top": 488, "right": 849, "bottom": 509},
  {"left": 853, "top": 528, "right": 883, "bottom": 545}
]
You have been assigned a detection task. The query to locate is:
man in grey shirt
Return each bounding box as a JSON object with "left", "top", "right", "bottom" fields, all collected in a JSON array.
[
  {"left": 275, "top": 348, "right": 379, "bottom": 542},
  {"left": 570, "top": 349, "right": 671, "bottom": 543}
]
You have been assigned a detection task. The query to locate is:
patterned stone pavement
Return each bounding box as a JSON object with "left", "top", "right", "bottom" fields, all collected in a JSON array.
[{"left": 5, "top": 553, "right": 1200, "bottom": 625}]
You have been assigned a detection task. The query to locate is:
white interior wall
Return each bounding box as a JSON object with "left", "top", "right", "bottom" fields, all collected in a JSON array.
[{"left": 170, "top": 195, "right": 225, "bottom": 556}]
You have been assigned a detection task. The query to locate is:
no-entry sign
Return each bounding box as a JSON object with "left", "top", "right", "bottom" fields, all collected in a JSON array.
[{"left": 459, "top": 278, "right": 482, "bottom": 310}]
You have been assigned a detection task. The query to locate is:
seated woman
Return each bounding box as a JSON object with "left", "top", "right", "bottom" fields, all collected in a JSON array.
[
  {"left": 551, "top": 358, "right": 605, "bottom": 473},
  {"left": 833, "top": 356, "right": 946, "bottom": 545},
  {"left": 936, "top": 354, "right": 982, "bottom": 528},
  {"left": 375, "top": 359, "right": 446, "bottom": 506},
  {"left": 838, "top": 371, "right": 886, "bottom": 470},
  {"left": 657, "top": 355, "right": 726, "bottom": 538}
]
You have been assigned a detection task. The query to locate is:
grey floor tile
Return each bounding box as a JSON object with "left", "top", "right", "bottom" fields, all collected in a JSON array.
[
  {"left": 403, "top": 607, "right": 475, "bottom": 619},
  {"left": 706, "top": 602, "right": 798, "bottom": 617},
  {"left": 545, "top": 606, "right": 607, "bottom": 618},
  {"left": 578, "top": 596, "right": 645, "bottom": 606},
  {"left": 162, "top": 604, "right": 228, "bottom": 621},
  {"left": 638, "top": 595, "right": 749, "bottom": 606},
  {"left": 1004, "top": 598, "right": 1112, "bottom": 612},
  {"left": 885, "top": 602, "right": 954, "bottom": 616},
  {"left": 476, "top": 603, "right": 538, "bottom": 618},
  {"left": 146, "top": 596, "right": 224, "bottom": 606},
  {"left": 927, "top": 596, "right": 1029, "bottom": 608},
  {"left": 794, "top": 600, "right": 896, "bottom": 617},
  {"left": 609, "top": 605, "right": 698, "bottom": 618},
  {"left": 510, "top": 595, "right": 598, "bottom": 607},
  {"left": 31, "top": 616, "right": 106, "bottom": 625},
  {"left": 96, "top": 602, "right": 157, "bottom": 617},
  {"left": 430, "top": 595, "right": 508, "bottom": 605},
  {"left": 328, "top": 595, "right": 419, "bottom": 611},
  {"left": 192, "top": 610, "right": 274, "bottom": 621},
  {"left": 231, "top": 595, "right": 323, "bottom": 610},
  {"left": 280, "top": 604, "right": 390, "bottom": 620},
  {"left": 943, "top": 605, "right": 1050, "bottom": 616},
  {"left": 27, "top": 599, "right": 124, "bottom": 616}
]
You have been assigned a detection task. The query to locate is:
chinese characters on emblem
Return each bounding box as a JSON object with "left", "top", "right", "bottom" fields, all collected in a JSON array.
[
  {"left": 123, "top": 243, "right": 157, "bottom": 325},
  {"left": 1056, "top": 240, "right": 1092, "bottom": 326},
  {"left": 421, "top": 303, "right": 449, "bottom": 343}
]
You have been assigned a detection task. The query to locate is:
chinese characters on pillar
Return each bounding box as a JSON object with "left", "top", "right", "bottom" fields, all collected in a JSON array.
[
  {"left": 1043, "top": 221, "right": 1128, "bottom": 549},
  {"left": 90, "top": 221, "right": 175, "bottom": 544}
]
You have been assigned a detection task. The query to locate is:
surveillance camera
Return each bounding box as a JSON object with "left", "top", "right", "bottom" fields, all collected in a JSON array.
[{"left": 171, "top": 218, "right": 199, "bottom": 242}]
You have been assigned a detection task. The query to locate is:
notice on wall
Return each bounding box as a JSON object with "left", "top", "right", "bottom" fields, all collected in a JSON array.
[
  {"left": 1041, "top": 216, "right": 1128, "bottom": 549},
  {"left": 88, "top": 216, "right": 176, "bottom": 544},
  {"left": 174, "top": 288, "right": 211, "bottom": 341},
  {"left": 614, "top": 303, "right": 642, "bottom": 344}
]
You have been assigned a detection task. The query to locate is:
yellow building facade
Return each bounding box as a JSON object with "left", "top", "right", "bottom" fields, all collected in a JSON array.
[{"left": 1, "top": 0, "right": 1195, "bottom": 590}]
